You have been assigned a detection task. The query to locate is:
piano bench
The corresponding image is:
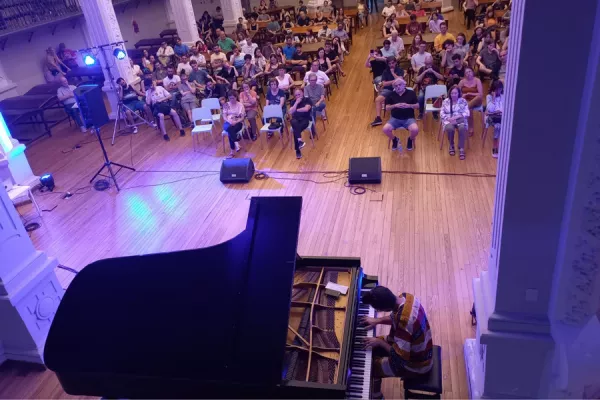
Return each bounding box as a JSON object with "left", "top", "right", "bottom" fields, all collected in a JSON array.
[{"left": 402, "top": 345, "right": 443, "bottom": 399}]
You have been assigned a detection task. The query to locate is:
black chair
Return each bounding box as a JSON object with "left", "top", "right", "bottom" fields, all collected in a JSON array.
[{"left": 403, "top": 345, "right": 443, "bottom": 399}]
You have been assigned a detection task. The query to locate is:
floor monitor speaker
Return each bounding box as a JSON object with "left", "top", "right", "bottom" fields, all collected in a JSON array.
[
  {"left": 220, "top": 158, "right": 255, "bottom": 183},
  {"left": 348, "top": 157, "right": 382, "bottom": 184}
]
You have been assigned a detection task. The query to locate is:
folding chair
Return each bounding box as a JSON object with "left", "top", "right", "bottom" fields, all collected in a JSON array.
[
  {"left": 423, "top": 84, "right": 447, "bottom": 134},
  {"left": 201, "top": 98, "right": 222, "bottom": 124},
  {"left": 259, "top": 105, "right": 289, "bottom": 148},
  {"left": 190, "top": 107, "right": 215, "bottom": 151}
]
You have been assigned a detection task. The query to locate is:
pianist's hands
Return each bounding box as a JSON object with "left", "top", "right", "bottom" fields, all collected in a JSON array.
[
  {"left": 360, "top": 316, "right": 378, "bottom": 331},
  {"left": 362, "top": 337, "right": 384, "bottom": 350}
]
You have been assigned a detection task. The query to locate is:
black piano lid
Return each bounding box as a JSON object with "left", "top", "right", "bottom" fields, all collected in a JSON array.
[{"left": 44, "top": 196, "right": 303, "bottom": 397}]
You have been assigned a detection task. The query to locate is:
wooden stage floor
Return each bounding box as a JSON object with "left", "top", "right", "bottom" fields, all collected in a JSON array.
[{"left": 0, "top": 13, "right": 496, "bottom": 399}]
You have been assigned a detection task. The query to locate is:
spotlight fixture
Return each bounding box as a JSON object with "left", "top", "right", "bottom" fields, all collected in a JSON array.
[
  {"left": 113, "top": 48, "right": 126, "bottom": 60},
  {"left": 84, "top": 54, "right": 96, "bottom": 66},
  {"left": 40, "top": 173, "right": 55, "bottom": 192}
]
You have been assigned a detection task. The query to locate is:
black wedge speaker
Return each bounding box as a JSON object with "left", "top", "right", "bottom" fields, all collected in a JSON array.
[
  {"left": 348, "top": 157, "right": 382, "bottom": 184},
  {"left": 220, "top": 158, "right": 255, "bottom": 183}
]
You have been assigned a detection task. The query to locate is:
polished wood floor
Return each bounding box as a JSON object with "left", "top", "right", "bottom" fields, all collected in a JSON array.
[{"left": 0, "top": 12, "right": 496, "bottom": 399}]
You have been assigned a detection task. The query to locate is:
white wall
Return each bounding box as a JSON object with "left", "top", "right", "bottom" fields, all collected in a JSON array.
[
  {"left": 114, "top": 0, "right": 171, "bottom": 48},
  {"left": 0, "top": 19, "right": 90, "bottom": 96}
]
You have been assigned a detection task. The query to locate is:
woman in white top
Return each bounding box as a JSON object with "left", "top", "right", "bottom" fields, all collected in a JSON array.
[
  {"left": 222, "top": 90, "right": 246, "bottom": 158},
  {"left": 141, "top": 49, "right": 153, "bottom": 71},
  {"left": 440, "top": 85, "right": 470, "bottom": 159},
  {"left": 144, "top": 80, "right": 185, "bottom": 141},
  {"left": 275, "top": 66, "right": 294, "bottom": 91},
  {"left": 428, "top": 12, "right": 442, "bottom": 33},
  {"left": 254, "top": 48, "right": 267, "bottom": 71},
  {"left": 485, "top": 79, "right": 504, "bottom": 158}
]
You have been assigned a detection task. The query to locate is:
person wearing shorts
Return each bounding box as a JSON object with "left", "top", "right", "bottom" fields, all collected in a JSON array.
[
  {"left": 117, "top": 77, "right": 155, "bottom": 133},
  {"left": 382, "top": 78, "right": 419, "bottom": 151},
  {"left": 178, "top": 73, "right": 198, "bottom": 127},
  {"left": 360, "top": 286, "right": 433, "bottom": 399},
  {"left": 145, "top": 80, "right": 185, "bottom": 141},
  {"left": 370, "top": 57, "right": 404, "bottom": 127}
]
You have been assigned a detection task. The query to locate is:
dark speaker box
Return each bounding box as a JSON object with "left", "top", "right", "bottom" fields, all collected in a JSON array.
[
  {"left": 348, "top": 157, "right": 382, "bottom": 184},
  {"left": 74, "top": 84, "right": 109, "bottom": 129},
  {"left": 220, "top": 158, "right": 255, "bottom": 183}
]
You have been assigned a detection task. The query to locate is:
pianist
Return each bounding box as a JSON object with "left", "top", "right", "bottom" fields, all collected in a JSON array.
[{"left": 360, "top": 286, "right": 433, "bottom": 399}]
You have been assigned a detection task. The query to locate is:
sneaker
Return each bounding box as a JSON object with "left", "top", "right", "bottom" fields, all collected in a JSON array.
[
  {"left": 391, "top": 137, "right": 399, "bottom": 151},
  {"left": 492, "top": 148, "right": 499, "bottom": 158},
  {"left": 80, "top": 126, "right": 87, "bottom": 133},
  {"left": 180, "top": 129, "right": 185, "bottom": 136},
  {"left": 296, "top": 150, "right": 302, "bottom": 159},
  {"left": 370, "top": 116, "right": 383, "bottom": 127},
  {"left": 163, "top": 134, "right": 170, "bottom": 141},
  {"left": 416, "top": 114, "right": 423, "bottom": 121},
  {"left": 298, "top": 140, "right": 306, "bottom": 149},
  {"left": 234, "top": 142, "right": 241, "bottom": 152},
  {"left": 150, "top": 122, "right": 157, "bottom": 128},
  {"left": 132, "top": 126, "right": 138, "bottom": 134},
  {"left": 407, "top": 137, "right": 414, "bottom": 151}
]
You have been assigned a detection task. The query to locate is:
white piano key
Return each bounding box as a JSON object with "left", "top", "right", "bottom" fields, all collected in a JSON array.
[{"left": 346, "top": 290, "right": 376, "bottom": 400}]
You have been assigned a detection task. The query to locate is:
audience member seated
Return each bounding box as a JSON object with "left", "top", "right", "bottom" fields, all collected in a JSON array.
[
  {"left": 303, "top": 30, "right": 318, "bottom": 43},
  {"left": 282, "top": 36, "right": 297, "bottom": 60},
  {"left": 257, "top": 10, "right": 270, "bottom": 21},
  {"left": 216, "top": 61, "right": 239, "bottom": 90},
  {"left": 217, "top": 31, "right": 236, "bottom": 53},
  {"left": 211, "top": 44, "right": 227, "bottom": 71},
  {"left": 413, "top": 2, "right": 426, "bottom": 16},
  {"left": 152, "top": 61, "right": 167, "bottom": 85},
  {"left": 266, "top": 77, "right": 288, "bottom": 121},
  {"left": 297, "top": 11, "right": 311, "bottom": 26},
  {"left": 222, "top": 90, "right": 246, "bottom": 158},
  {"left": 212, "top": 6, "right": 225, "bottom": 29},
  {"left": 194, "top": 39, "right": 208, "bottom": 53},
  {"left": 440, "top": 39, "right": 459, "bottom": 71},
  {"left": 324, "top": 40, "right": 345, "bottom": 75},
  {"left": 265, "top": 54, "right": 281, "bottom": 75},
  {"left": 304, "top": 73, "right": 327, "bottom": 120},
  {"left": 190, "top": 48, "right": 207, "bottom": 69},
  {"left": 332, "top": 36, "right": 347, "bottom": 61},
  {"left": 241, "top": 36, "right": 258, "bottom": 59},
  {"left": 236, "top": 32, "right": 248, "bottom": 48},
  {"left": 371, "top": 57, "right": 405, "bottom": 127},
  {"left": 405, "top": 0, "right": 416, "bottom": 12},
  {"left": 408, "top": 33, "right": 423, "bottom": 56},
  {"left": 429, "top": 12, "right": 442, "bottom": 33},
  {"left": 382, "top": 78, "right": 419, "bottom": 151},
  {"left": 178, "top": 72, "right": 198, "bottom": 127},
  {"left": 288, "top": 43, "right": 309, "bottom": 80},
  {"left": 162, "top": 66, "right": 181, "bottom": 108},
  {"left": 261, "top": 39, "right": 276, "bottom": 59},
  {"left": 332, "top": 23, "right": 350, "bottom": 53},
  {"left": 318, "top": 24, "right": 333, "bottom": 39},
  {"left": 237, "top": 17, "right": 248, "bottom": 34},
  {"left": 406, "top": 14, "right": 422, "bottom": 35},
  {"left": 157, "top": 41, "right": 174, "bottom": 66},
  {"left": 322, "top": 0, "right": 333, "bottom": 17},
  {"left": 141, "top": 50, "right": 152, "bottom": 71},
  {"left": 380, "top": 39, "right": 398, "bottom": 59},
  {"left": 249, "top": 16, "right": 259, "bottom": 31},
  {"left": 57, "top": 43, "right": 78, "bottom": 69},
  {"left": 204, "top": 79, "right": 226, "bottom": 100},
  {"left": 174, "top": 38, "right": 190, "bottom": 58},
  {"left": 241, "top": 54, "right": 262, "bottom": 88},
  {"left": 396, "top": 5, "right": 409, "bottom": 17},
  {"left": 366, "top": 49, "right": 387, "bottom": 83},
  {"left": 457, "top": 66, "right": 483, "bottom": 136},
  {"left": 145, "top": 79, "right": 185, "bottom": 141},
  {"left": 486, "top": 79, "right": 504, "bottom": 158},
  {"left": 298, "top": 0, "right": 308, "bottom": 14},
  {"left": 447, "top": 53, "right": 465, "bottom": 87},
  {"left": 477, "top": 39, "right": 502, "bottom": 79},
  {"left": 117, "top": 77, "right": 155, "bottom": 133},
  {"left": 314, "top": 10, "right": 329, "bottom": 24},
  {"left": 189, "top": 60, "right": 213, "bottom": 91},
  {"left": 267, "top": 15, "right": 281, "bottom": 34},
  {"left": 388, "top": 31, "right": 405, "bottom": 57},
  {"left": 288, "top": 87, "right": 312, "bottom": 159},
  {"left": 382, "top": 1, "right": 396, "bottom": 17},
  {"left": 382, "top": 18, "right": 396, "bottom": 37},
  {"left": 411, "top": 40, "right": 430, "bottom": 72},
  {"left": 441, "top": 85, "right": 470, "bottom": 159},
  {"left": 469, "top": 27, "right": 485, "bottom": 57},
  {"left": 303, "top": 60, "right": 331, "bottom": 86},
  {"left": 317, "top": 47, "right": 336, "bottom": 75},
  {"left": 57, "top": 77, "right": 85, "bottom": 132},
  {"left": 269, "top": 0, "right": 278, "bottom": 9},
  {"left": 240, "top": 82, "right": 259, "bottom": 141},
  {"left": 46, "top": 47, "right": 69, "bottom": 77},
  {"left": 130, "top": 58, "right": 143, "bottom": 78},
  {"left": 433, "top": 21, "right": 455, "bottom": 52},
  {"left": 454, "top": 33, "right": 470, "bottom": 61},
  {"left": 177, "top": 55, "right": 192, "bottom": 75},
  {"left": 230, "top": 47, "right": 246, "bottom": 74},
  {"left": 415, "top": 54, "right": 443, "bottom": 118},
  {"left": 254, "top": 48, "right": 267, "bottom": 71},
  {"left": 275, "top": 65, "right": 294, "bottom": 91}
]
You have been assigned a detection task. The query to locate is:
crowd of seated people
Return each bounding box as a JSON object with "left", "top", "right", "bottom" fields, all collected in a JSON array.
[{"left": 367, "top": 0, "right": 508, "bottom": 159}]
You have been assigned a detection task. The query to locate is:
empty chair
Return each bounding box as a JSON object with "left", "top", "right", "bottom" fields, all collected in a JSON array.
[
  {"left": 422, "top": 85, "right": 448, "bottom": 134},
  {"left": 259, "top": 105, "right": 289, "bottom": 149},
  {"left": 201, "top": 98, "right": 222, "bottom": 124},
  {"left": 190, "top": 107, "right": 215, "bottom": 151}
]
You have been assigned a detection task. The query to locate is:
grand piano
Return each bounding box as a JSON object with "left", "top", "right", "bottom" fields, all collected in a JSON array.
[{"left": 44, "top": 197, "right": 378, "bottom": 398}]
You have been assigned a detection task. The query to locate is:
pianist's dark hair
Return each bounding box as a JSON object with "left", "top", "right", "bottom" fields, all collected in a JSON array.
[{"left": 361, "top": 286, "right": 397, "bottom": 311}]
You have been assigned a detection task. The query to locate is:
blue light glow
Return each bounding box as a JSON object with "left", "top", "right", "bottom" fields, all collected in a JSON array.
[
  {"left": 84, "top": 55, "right": 96, "bottom": 65},
  {"left": 41, "top": 174, "right": 52, "bottom": 179},
  {"left": 0, "top": 112, "right": 13, "bottom": 153},
  {"left": 113, "top": 48, "right": 126, "bottom": 60}
]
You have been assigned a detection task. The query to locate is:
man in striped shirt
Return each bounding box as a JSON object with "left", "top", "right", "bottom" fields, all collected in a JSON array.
[{"left": 361, "top": 286, "right": 433, "bottom": 398}]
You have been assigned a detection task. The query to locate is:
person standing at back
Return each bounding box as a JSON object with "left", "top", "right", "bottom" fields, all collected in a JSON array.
[
  {"left": 360, "top": 285, "right": 433, "bottom": 399},
  {"left": 464, "top": 0, "right": 478, "bottom": 29}
]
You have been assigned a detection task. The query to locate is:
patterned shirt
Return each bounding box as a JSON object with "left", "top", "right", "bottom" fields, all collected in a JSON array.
[
  {"left": 440, "top": 97, "right": 470, "bottom": 128},
  {"left": 388, "top": 293, "right": 433, "bottom": 374}
]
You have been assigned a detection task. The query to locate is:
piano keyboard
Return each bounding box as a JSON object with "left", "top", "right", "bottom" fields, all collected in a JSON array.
[{"left": 346, "top": 291, "right": 375, "bottom": 399}]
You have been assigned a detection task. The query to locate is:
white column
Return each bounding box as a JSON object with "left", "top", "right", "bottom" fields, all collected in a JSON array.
[
  {"left": 464, "top": 0, "right": 600, "bottom": 398},
  {"left": 169, "top": 0, "right": 199, "bottom": 44},
  {"left": 0, "top": 113, "right": 39, "bottom": 188},
  {"left": 221, "top": 0, "right": 244, "bottom": 34},
  {"left": 0, "top": 168, "right": 62, "bottom": 366},
  {"left": 0, "top": 60, "right": 18, "bottom": 101},
  {"left": 80, "top": 0, "right": 136, "bottom": 119}
]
